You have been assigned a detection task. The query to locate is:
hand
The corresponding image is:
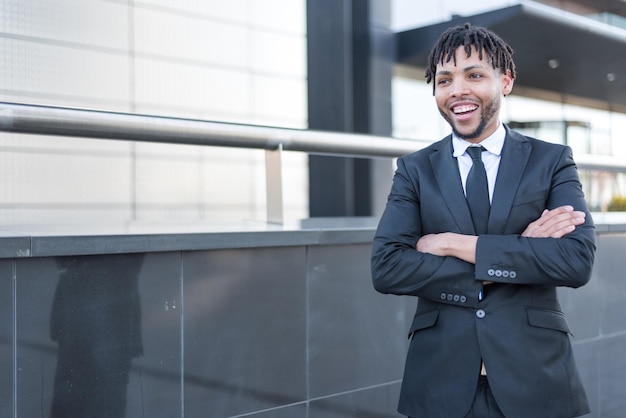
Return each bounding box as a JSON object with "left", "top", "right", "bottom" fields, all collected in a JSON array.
[{"left": 522, "top": 205, "right": 585, "bottom": 238}]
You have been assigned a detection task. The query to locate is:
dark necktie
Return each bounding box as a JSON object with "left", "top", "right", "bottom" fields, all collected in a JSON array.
[{"left": 466, "top": 146, "right": 490, "bottom": 234}]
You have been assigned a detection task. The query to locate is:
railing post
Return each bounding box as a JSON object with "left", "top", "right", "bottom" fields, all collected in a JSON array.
[{"left": 265, "top": 145, "right": 284, "bottom": 224}]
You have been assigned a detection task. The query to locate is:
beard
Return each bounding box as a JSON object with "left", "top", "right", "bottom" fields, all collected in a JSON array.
[{"left": 439, "top": 94, "right": 500, "bottom": 140}]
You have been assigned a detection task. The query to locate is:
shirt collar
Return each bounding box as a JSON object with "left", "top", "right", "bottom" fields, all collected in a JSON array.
[{"left": 452, "top": 123, "right": 506, "bottom": 157}]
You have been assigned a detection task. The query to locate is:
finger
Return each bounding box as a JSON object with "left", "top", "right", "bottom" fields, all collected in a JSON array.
[
  {"left": 533, "top": 206, "right": 571, "bottom": 228},
  {"left": 539, "top": 210, "right": 584, "bottom": 231},
  {"left": 545, "top": 214, "right": 585, "bottom": 237},
  {"left": 524, "top": 211, "right": 585, "bottom": 238},
  {"left": 549, "top": 224, "right": 576, "bottom": 238}
]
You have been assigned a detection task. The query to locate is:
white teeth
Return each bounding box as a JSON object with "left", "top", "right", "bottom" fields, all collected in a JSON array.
[{"left": 453, "top": 105, "right": 478, "bottom": 114}]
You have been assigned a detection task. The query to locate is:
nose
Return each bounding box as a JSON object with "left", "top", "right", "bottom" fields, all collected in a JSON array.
[{"left": 450, "top": 79, "right": 470, "bottom": 97}]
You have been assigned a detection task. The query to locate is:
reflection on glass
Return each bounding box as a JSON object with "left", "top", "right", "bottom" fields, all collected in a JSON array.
[{"left": 50, "top": 254, "right": 144, "bottom": 418}]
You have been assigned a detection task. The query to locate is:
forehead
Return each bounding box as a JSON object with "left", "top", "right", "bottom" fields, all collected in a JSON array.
[{"left": 436, "top": 45, "right": 491, "bottom": 70}]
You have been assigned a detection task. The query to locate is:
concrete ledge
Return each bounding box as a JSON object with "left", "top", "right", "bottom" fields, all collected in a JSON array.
[
  {"left": 0, "top": 217, "right": 379, "bottom": 258},
  {"left": 1, "top": 213, "right": 625, "bottom": 259}
]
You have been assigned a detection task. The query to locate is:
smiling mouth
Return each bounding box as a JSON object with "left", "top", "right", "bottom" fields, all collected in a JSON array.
[{"left": 452, "top": 104, "right": 478, "bottom": 115}]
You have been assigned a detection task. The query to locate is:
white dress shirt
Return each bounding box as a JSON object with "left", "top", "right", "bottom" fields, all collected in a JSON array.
[{"left": 452, "top": 123, "right": 506, "bottom": 203}]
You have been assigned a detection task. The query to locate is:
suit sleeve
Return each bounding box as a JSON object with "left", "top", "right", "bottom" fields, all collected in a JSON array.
[
  {"left": 475, "top": 146, "right": 596, "bottom": 288},
  {"left": 371, "top": 157, "right": 482, "bottom": 307}
]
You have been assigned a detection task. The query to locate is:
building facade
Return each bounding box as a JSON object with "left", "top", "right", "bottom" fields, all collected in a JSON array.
[
  {"left": 0, "top": 0, "right": 309, "bottom": 225},
  {"left": 2, "top": 2, "right": 626, "bottom": 418},
  {"left": 2, "top": 0, "right": 626, "bottom": 223}
]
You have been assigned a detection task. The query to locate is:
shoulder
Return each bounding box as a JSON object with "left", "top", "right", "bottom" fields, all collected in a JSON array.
[
  {"left": 399, "top": 135, "right": 452, "bottom": 164},
  {"left": 505, "top": 126, "right": 572, "bottom": 156}
]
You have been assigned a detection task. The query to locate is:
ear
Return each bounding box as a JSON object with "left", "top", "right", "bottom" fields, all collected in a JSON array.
[{"left": 501, "top": 70, "right": 514, "bottom": 96}]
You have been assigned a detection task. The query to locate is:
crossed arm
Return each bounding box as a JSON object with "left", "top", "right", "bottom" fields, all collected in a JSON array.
[{"left": 416, "top": 205, "right": 586, "bottom": 265}]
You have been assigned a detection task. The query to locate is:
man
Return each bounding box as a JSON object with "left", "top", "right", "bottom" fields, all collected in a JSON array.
[{"left": 371, "top": 23, "right": 596, "bottom": 418}]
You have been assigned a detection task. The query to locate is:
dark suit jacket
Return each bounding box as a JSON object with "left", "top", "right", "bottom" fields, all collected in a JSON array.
[{"left": 371, "top": 127, "right": 596, "bottom": 418}]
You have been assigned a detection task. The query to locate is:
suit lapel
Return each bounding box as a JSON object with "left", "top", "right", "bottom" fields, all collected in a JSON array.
[
  {"left": 488, "top": 129, "right": 532, "bottom": 234},
  {"left": 429, "top": 136, "right": 476, "bottom": 234}
]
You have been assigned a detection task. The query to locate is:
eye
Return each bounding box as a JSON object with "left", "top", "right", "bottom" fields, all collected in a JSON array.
[
  {"left": 469, "top": 73, "right": 483, "bottom": 79},
  {"left": 436, "top": 78, "right": 451, "bottom": 85}
]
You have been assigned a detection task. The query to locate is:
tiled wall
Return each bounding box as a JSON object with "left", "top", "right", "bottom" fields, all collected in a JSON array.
[
  {"left": 0, "top": 0, "right": 309, "bottom": 225},
  {"left": 559, "top": 233, "right": 626, "bottom": 417},
  {"left": 1, "top": 232, "right": 625, "bottom": 417},
  {"left": 0, "top": 243, "right": 406, "bottom": 417}
]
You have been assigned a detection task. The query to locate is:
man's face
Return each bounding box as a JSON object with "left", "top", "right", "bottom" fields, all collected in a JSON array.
[{"left": 434, "top": 45, "right": 514, "bottom": 143}]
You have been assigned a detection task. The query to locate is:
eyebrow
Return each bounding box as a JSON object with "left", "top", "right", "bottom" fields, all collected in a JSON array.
[{"left": 435, "top": 64, "right": 486, "bottom": 77}]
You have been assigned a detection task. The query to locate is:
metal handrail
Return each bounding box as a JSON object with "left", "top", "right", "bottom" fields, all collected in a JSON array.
[
  {"left": 0, "top": 102, "right": 425, "bottom": 158},
  {"left": 1, "top": 102, "right": 625, "bottom": 222}
]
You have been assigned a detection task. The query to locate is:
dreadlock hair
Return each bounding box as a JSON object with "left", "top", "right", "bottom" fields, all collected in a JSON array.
[{"left": 425, "top": 23, "right": 517, "bottom": 92}]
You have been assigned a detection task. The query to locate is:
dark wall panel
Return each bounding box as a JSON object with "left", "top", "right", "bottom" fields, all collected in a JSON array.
[
  {"left": 14, "top": 253, "right": 182, "bottom": 418},
  {"left": 127, "top": 251, "right": 183, "bottom": 418},
  {"left": 309, "top": 383, "right": 401, "bottom": 418},
  {"left": 307, "top": 243, "right": 408, "bottom": 399},
  {"left": 3, "top": 231, "right": 625, "bottom": 417},
  {"left": 593, "top": 234, "right": 626, "bottom": 336},
  {"left": 182, "top": 246, "right": 307, "bottom": 417},
  {"left": 247, "top": 403, "right": 308, "bottom": 417},
  {"left": 597, "top": 334, "right": 626, "bottom": 417},
  {"left": 15, "top": 257, "right": 58, "bottom": 418},
  {"left": 559, "top": 233, "right": 626, "bottom": 417},
  {"left": 0, "top": 260, "right": 13, "bottom": 418}
]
